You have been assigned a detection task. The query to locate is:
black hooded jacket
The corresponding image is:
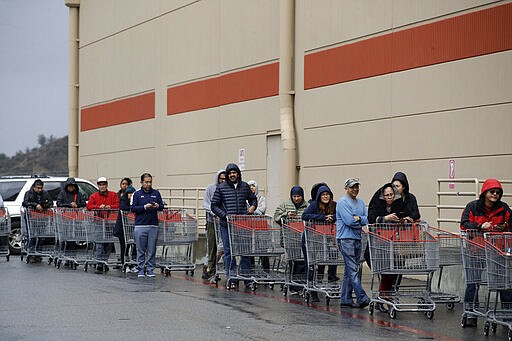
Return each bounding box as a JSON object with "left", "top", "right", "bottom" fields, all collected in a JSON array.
[
  {"left": 391, "top": 172, "right": 420, "bottom": 221},
  {"left": 210, "top": 163, "right": 258, "bottom": 227},
  {"left": 368, "top": 183, "right": 403, "bottom": 223},
  {"left": 22, "top": 185, "right": 53, "bottom": 209},
  {"left": 56, "top": 178, "right": 86, "bottom": 208}
]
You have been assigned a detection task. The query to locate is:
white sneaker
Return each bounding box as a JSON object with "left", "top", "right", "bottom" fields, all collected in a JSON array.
[{"left": 131, "top": 267, "right": 139, "bottom": 273}]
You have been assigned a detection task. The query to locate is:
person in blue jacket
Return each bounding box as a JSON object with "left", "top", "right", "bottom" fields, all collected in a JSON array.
[
  {"left": 131, "top": 173, "right": 164, "bottom": 278},
  {"left": 336, "top": 178, "right": 370, "bottom": 309},
  {"left": 302, "top": 184, "right": 339, "bottom": 302}
]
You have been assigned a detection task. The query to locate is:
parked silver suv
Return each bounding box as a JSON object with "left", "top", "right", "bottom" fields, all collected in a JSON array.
[{"left": 0, "top": 175, "right": 98, "bottom": 254}]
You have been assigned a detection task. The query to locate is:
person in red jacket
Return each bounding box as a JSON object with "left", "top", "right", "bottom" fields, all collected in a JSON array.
[
  {"left": 460, "top": 178, "right": 511, "bottom": 327},
  {"left": 87, "top": 177, "right": 120, "bottom": 274}
]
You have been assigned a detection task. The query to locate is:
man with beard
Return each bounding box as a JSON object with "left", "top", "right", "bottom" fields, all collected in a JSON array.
[{"left": 211, "top": 163, "right": 257, "bottom": 289}]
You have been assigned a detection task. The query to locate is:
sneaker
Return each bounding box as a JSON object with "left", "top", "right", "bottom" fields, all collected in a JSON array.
[
  {"left": 146, "top": 270, "right": 156, "bottom": 277},
  {"left": 328, "top": 275, "right": 340, "bottom": 283},
  {"left": 376, "top": 303, "right": 389, "bottom": 313},
  {"left": 310, "top": 292, "right": 320, "bottom": 303},
  {"left": 465, "top": 317, "right": 478, "bottom": 327},
  {"left": 131, "top": 267, "right": 140, "bottom": 273},
  {"left": 358, "top": 299, "right": 370, "bottom": 309},
  {"left": 137, "top": 270, "right": 145, "bottom": 278}
]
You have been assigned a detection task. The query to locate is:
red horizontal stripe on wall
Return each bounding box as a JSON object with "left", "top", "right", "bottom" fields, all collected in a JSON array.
[
  {"left": 167, "top": 62, "right": 279, "bottom": 115},
  {"left": 304, "top": 3, "right": 512, "bottom": 89},
  {"left": 81, "top": 92, "right": 155, "bottom": 131}
]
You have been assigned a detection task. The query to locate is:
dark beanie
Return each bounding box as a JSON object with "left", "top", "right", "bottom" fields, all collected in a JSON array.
[{"left": 290, "top": 185, "right": 304, "bottom": 198}]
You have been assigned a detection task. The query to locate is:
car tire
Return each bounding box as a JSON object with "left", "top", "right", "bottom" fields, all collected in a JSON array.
[{"left": 8, "top": 222, "right": 22, "bottom": 255}]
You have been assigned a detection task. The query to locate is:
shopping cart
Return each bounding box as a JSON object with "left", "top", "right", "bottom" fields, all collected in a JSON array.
[
  {"left": 84, "top": 209, "right": 121, "bottom": 272},
  {"left": 227, "top": 215, "right": 285, "bottom": 291},
  {"left": 303, "top": 220, "right": 342, "bottom": 305},
  {"left": 367, "top": 222, "right": 439, "bottom": 319},
  {"left": 211, "top": 216, "right": 225, "bottom": 286},
  {"left": 483, "top": 232, "right": 512, "bottom": 339},
  {"left": 281, "top": 217, "right": 307, "bottom": 296},
  {"left": 20, "top": 208, "right": 56, "bottom": 264},
  {"left": 426, "top": 226, "right": 462, "bottom": 310},
  {"left": 121, "top": 211, "right": 137, "bottom": 273},
  {"left": 0, "top": 207, "right": 11, "bottom": 261},
  {"left": 460, "top": 229, "right": 489, "bottom": 328},
  {"left": 53, "top": 208, "right": 91, "bottom": 269},
  {"left": 156, "top": 208, "right": 198, "bottom": 277}
]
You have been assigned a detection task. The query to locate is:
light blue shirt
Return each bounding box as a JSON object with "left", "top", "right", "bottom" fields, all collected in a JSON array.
[{"left": 336, "top": 194, "right": 368, "bottom": 240}]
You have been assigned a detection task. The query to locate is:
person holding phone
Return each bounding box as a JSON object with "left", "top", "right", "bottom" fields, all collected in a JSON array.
[{"left": 131, "top": 173, "right": 164, "bottom": 278}]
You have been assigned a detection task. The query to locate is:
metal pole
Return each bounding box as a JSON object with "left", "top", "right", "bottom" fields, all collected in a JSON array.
[
  {"left": 65, "top": 0, "right": 80, "bottom": 177},
  {"left": 279, "top": 0, "right": 297, "bottom": 195}
]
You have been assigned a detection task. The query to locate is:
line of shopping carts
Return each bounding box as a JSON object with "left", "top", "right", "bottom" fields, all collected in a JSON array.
[
  {"left": 0, "top": 207, "right": 11, "bottom": 261},
  {"left": 20, "top": 207, "right": 198, "bottom": 277},
  {"left": 120, "top": 208, "right": 198, "bottom": 276}
]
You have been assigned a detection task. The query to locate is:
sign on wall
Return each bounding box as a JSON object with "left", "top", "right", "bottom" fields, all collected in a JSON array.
[{"left": 238, "top": 148, "right": 246, "bottom": 171}]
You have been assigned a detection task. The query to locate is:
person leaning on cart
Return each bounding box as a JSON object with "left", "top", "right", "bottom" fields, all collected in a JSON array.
[
  {"left": 366, "top": 182, "right": 403, "bottom": 313},
  {"left": 22, "top": 178, "right": 53, "bottom": 262},
  {"left": 210, "top": 163, "right": 257, "bottom": 290},
  {"left": 86, "top": 177, "right": 119, "bottom": 274},
  {"left": 301, "top": 183, "right": 338, "bottom": 303},
  {"left": 130, "top": 173, "right": 164, "bottom": 278},
  {"left": 274, "top": 185, "right": 309, "bottom": 294},
  {"left": 336, "top": 178, "right": 370, "bottom": 309},
  {"left": 460, "top": 178, "right": 512, "bottom": 327},
  {"left": 57, "top": 177, "right": 87, "bottom": 267}
]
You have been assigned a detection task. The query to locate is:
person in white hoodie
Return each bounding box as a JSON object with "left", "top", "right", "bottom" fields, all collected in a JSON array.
[{"left": 247, "top": 180, "right": 266, "bottom": 215}]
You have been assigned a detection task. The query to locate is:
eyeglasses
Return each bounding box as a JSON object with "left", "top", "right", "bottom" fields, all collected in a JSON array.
[{"left": 489, "top": 189, "right": 502, "bottom": 196}]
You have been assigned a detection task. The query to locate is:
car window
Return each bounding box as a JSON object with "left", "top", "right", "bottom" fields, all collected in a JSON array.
[
  {"left": 77, "top": 182, "right": 98, "bottom": 201},
  {"left": 43, "top": 181, "right": 64, "bottom": 201},
  {"left": 0, "top": 181, "right": 26, "bottom": 201}
]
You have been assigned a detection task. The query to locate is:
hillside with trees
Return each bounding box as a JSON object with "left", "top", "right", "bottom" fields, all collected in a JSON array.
[{"left": 0, "top": 135, "right": 68, "bottom": 176}]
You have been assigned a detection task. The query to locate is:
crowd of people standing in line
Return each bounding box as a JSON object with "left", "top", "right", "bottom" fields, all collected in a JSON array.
[
  {"left": 202, "top": 164, "right": 511, "bottom": 313},
  {"left": 14, "top": 163, "right": 511, "bottom": 315}
]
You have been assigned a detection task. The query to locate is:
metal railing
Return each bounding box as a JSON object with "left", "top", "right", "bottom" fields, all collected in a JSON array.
[
  {"left": 158, "top": 187, "right": 206, "bottom": 232},
  {"left": 436, "top": 178, "right": 511, "bottom": 229}
]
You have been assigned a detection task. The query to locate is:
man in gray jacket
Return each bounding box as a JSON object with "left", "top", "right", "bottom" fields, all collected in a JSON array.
[{"left": 202, "top": 169, "right": 226, "bottom": 280}]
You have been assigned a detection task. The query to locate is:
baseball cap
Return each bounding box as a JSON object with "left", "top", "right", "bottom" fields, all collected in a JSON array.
[
  {"left": 344, "top": 178, "right": 360, "bottom": 188},
  {"left": 97, "top": 176, "right": 108, "bottom": 184}
]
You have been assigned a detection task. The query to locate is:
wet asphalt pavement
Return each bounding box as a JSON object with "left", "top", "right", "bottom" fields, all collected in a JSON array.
[{"left": 0, "top": 257, "right": 509, "bottom": 341}]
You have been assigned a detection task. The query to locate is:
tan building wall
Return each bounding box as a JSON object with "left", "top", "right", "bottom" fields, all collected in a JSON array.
[{"left": 74, "top": 0, "right": 512, "bottom": 223}]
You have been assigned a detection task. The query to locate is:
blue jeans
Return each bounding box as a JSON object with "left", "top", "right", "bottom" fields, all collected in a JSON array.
[
  {"left": 338, "top": 238, "right": 369, "bottom": 305},
  {"left": 220, "top": 224, "right": 250, "bottom": 281},
  {"left": 134, "top": 226, "right": 158, "bottom": 273}
]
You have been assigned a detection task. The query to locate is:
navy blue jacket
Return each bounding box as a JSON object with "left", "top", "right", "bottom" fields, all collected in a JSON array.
[
  {"left": 302, "top": 185, "right": 336, "bottom": 222},
  {"left": 131, "top": 188, "right": 164, "bottom": 226},
  {"left": 210, "top": 163, "right": 257, "bottom": 227}
]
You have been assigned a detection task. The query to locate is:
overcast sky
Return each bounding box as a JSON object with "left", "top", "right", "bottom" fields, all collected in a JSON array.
[{"left": 0, "top": 0, "right": 68, "bottom": 157}]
